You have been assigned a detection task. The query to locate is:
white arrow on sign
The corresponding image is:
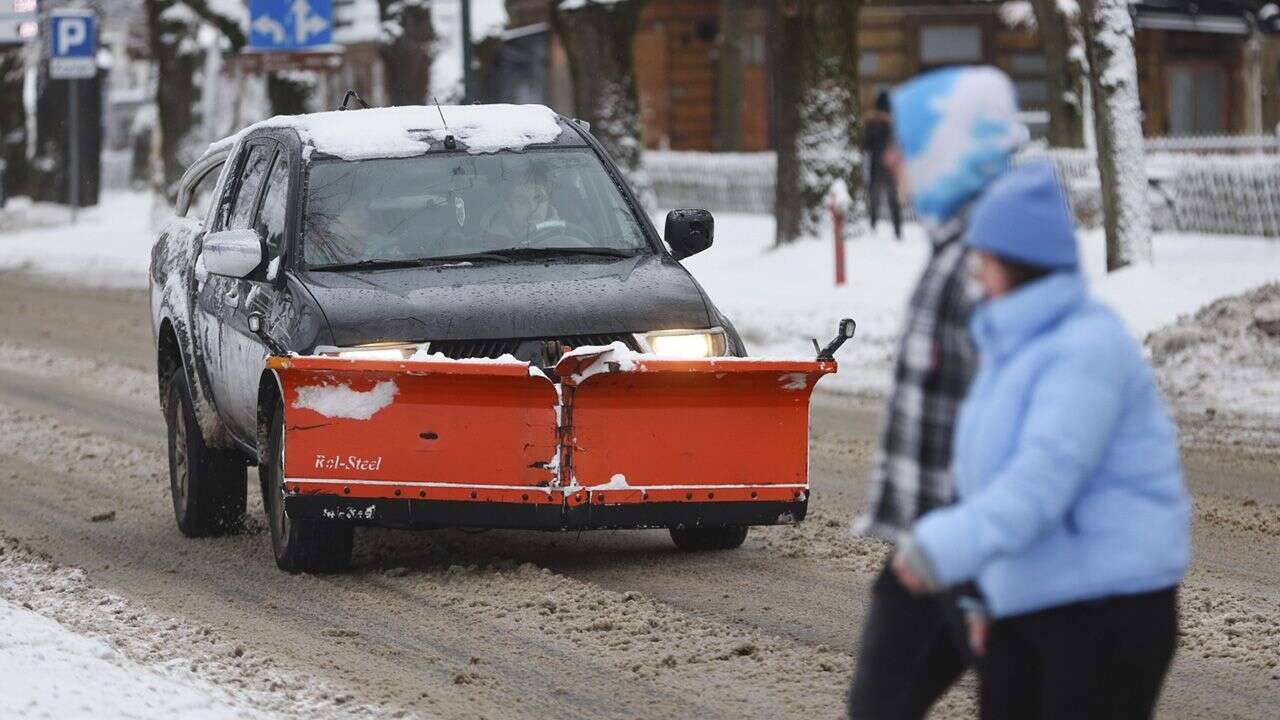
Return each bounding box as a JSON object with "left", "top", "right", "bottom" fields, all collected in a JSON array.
[
  {"left": 290, "top": 0, "right": 329, "bottom": 44},
  {"left": 252, "top": 14, "right": 286, "bottom": 44}
]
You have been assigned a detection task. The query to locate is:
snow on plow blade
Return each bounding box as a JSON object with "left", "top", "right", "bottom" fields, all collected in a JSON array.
[{"left": 268, "top": 348, "right": 835, "bottom": 530}]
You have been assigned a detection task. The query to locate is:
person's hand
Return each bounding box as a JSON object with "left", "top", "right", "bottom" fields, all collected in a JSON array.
[
  {"left": 890, "top": 550, "right": 932, "bottom": 595},
  {"left": 966, "top": 612, "right": 989, "bottom": 657}
]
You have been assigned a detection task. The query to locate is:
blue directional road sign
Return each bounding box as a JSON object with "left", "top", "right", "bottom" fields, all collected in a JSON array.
[
  {"left": 49, "top": 9, "right": 96, "bottom": 79},
  {"left": 249, "top": 0, "right": 333, "bottom": 51}
]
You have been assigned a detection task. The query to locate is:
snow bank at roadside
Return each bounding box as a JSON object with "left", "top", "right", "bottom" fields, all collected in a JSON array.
[
  {"left": 0, "top": 597, "right": 271, "bottom": 720},
  {"left": 0, "top": 534, "right": 386, "bottom": 719},
  {"left": 680, "top": 212, "right": 1280, "bottom": 395},
  {"left": 0, "top": 191, "right": 156, "bottom": 288},
  {"left": 1146, "top": 283, "right": 1280, "bottom": 442}
]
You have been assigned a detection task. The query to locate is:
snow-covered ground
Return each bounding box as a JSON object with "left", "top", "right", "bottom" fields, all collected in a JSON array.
[
  {"left": 0, "top": 534, "right": 385, "bottom": 719},
  {"left": 0, "top": 598, "right": 270, "bottom": 720},
  {"left": 0, "top": 192, "right": 157, "bottom": 288},
  {"left": 682, "top": 213, "right": 1280, "bottom": 394}
]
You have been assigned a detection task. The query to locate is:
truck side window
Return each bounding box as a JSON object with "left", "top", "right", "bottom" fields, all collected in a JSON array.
[
  {"left": 256, "top": 152, "right": 291, "bottom": 266},
  {"left": 226, "top": 145, "right": 273, "bottom": 231},
  {"left": 185, "top": 163, "right": 223, "bottom": 222}
]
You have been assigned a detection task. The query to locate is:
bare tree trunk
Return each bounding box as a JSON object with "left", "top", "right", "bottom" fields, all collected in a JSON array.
[
  {"left": 772, "top": 0, "right": 862, "bottom": 246},
  {"left": 550, "top": 0, "right": 650, "bottom": 201},
  {"left": 379, "top": 0, "right": 435, "bottom": 105},
  {"left": 144, "top": 0, "right": 244, "bottom": 200},
  {"left": 1080, "top": 0, "right": 1151, "bottom": 270},
  {"left": 716, "top": 0, "right": 743, "bottom": 152},
  {"left": 0, "top": 47, "right": 30, "bottom": 200},
  {"left": 1031, "top": 0, "right": 1087, "bottom": 148}
]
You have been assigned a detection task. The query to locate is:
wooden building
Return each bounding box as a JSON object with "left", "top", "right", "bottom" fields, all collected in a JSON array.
[{"left": 484, "top": 0, "right": 1279, "bottom": 152}]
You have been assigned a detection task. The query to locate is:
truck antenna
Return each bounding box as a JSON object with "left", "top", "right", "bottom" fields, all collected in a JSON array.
[{"left": 434, "top": 96, "right": 458, "bottom": 150}]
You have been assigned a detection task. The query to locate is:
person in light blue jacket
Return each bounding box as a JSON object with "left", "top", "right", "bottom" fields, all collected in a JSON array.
[{"left": 890, "top": 159, "right": 1191, "bottom": 720}]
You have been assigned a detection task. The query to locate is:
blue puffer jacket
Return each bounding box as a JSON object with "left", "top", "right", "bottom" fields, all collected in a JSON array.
[{"left": 912, "top": 272, "right": 1191, "bottom": 618}]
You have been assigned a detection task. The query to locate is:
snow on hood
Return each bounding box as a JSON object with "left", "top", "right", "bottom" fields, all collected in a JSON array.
[
  {"left": 293, "top": 380, "right": 399, "bottom": 420},
  {"left": 207, "top": 104, "right": 563, "bottom": 161}
]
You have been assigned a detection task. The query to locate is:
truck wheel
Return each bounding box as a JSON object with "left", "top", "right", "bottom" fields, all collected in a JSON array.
[
  {"left": 669, "top": 526, "right": 749, "bottom": 551},
  {"left": 263, "top": 400, "right": 353, "bottom": 574},
  {"left": 164, "top": 369, "right": 246, "bottom": 537}
]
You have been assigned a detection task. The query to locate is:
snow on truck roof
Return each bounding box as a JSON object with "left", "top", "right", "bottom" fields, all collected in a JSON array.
[{"left": 206, "top": 104, "right": 566, "bottom": 161}]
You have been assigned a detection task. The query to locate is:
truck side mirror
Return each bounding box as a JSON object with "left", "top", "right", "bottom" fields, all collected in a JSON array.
[
  {"left": 665, "top": 209, "right": 714, "bottom": 260},
  {"left": 202, "top": 228, "right": 264, "bottom": 278}
]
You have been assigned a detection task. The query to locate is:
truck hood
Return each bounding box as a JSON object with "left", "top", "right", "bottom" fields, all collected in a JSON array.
[{"left": 299, "top": 253, "right": 714, "bottom": 347}]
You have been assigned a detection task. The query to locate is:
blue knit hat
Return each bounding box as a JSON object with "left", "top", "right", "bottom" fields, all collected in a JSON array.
[
  {"left": 964, "top": 159, "right": 1079, "bottom": 270},
  {"left": 891, "top": 66, "right": 1028, "bottom": 229}
]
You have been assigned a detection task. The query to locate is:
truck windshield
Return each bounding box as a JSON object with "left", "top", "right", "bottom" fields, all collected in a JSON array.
[{"left": 303, "top": 148, "right": 650, "bottom": 267}]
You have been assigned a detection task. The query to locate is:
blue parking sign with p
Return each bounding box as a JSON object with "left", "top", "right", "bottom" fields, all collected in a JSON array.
[
  {"left": 53, "top": 13, "right": 93, "bottom": 57},
  {"left": 49, "top": 10, "right": 96, "bottom": 79}
]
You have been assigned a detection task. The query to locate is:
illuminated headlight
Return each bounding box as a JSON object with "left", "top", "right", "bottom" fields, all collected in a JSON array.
[
  {"left": 637, "top": 328, "right": 728, "bottom": 358},
  {"left": 316, "top": 343, "right": 421, "bottom": 360}
]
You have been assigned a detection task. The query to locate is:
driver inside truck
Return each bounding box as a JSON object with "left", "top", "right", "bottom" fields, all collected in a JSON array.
[{"left": 480, "top": 166, "right": 562, "bottom": 247}]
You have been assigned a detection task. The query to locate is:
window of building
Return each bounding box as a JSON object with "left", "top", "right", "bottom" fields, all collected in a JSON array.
[
  {"left": 1168, "top": 65, "right": 1226, "bottom": 135},
  {"left": 859, "top": 51, "right": 881, "bottom": 77},
  {"left": 1011, "top": 52, "right": 1048, "bottom": 75},
  {"left": 919, "top": 25, "right": 983, "bottom": 66},
  {"left": 1015, "top": 79, "right": 1049, "bottom": 106},
  {"left": 743, "top": 33, "right": 766, "bottom": 66}
]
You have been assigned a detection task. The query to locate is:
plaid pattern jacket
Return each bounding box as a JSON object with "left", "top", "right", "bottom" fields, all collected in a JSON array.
[{"left": 854, "top": 224, "right": 978, "bottom": 540}]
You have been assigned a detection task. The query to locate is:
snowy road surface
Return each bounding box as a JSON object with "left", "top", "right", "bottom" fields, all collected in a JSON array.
[{"left": 0, "top": 273, "right": 1277, "bottom": 718}]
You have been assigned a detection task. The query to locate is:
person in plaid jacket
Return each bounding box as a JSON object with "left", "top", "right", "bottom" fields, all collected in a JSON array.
[{"left": 848, "top": 66, "right": 1029, "bottom": 719}]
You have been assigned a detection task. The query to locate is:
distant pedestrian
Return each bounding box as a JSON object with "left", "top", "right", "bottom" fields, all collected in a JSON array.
[
  {"left": 849, "top": 67, "right": 1029, "bottom": 719},
  {"left": 862, "top": 90, "right": 902, "bottom": 239},
  {"left": 890, "top": 159, "right": 1191, "bottom": 720}
]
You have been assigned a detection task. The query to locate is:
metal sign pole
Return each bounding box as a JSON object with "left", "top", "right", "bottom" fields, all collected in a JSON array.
[
  {"left": 461, "top": 0, "right": 473, "bottom": 103},
  {"left": 68, "top": 77, "right": 79, "bottom": 223}
]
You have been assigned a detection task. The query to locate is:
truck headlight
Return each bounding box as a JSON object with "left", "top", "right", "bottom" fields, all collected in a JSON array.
[
  {"left": 316, "top": 343, "right": 421, "bottom": 360},
  {"left": 637, "top": 328, "right": 728, "bottom": 358}
]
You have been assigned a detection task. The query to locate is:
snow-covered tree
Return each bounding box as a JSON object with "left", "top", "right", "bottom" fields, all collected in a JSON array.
[
  {"left": 144, "top": 0, "right": 247, "bottom": 200},
  {"left": 0, "top": 46, "right": 30, "bottom": 199},
  {"left": 1079, "top": 0, "right": 1151, "bottom": 269},
  {"left": 1001, "top": 0, "right": 1087, "bottom": 148},
  {"left": 378, "top": 0, "right": 436, "bottom": 105},
  {"left": 550, "top": 0, "right": 651, "bottom": 202},
  {"left": 773, "top": 0, "right": 862, "bottom": 246}
]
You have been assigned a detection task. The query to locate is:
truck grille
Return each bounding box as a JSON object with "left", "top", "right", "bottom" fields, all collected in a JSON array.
[{"left": 428, "top": 334, "right": 637, "bottom": 361}]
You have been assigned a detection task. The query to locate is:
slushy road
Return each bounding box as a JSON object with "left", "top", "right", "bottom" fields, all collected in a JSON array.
[{"left": 0, "top": 272, "right": 1276, "bottom": 718}]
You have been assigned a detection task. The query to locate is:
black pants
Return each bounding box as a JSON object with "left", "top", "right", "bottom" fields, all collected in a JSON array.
[
  {"left": 848, "top": 561, "right": 971, "bottom": 720},
  {"left": 980, "top": 587, "right": 1178, "bottom": 720},
  {"left": 867, "top": 166, "right": 902, "bottom": 239}
]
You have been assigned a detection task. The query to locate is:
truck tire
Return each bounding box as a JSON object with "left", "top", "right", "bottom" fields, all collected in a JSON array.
[
  {"left": 262, "top": 399, "right": 353, "bottom": 573},
  {"left": 164, "top": 369, "right": 246, "bottom": 537},
  {"left": 669, "top": 526, "right": 749, "bottom": 551}
]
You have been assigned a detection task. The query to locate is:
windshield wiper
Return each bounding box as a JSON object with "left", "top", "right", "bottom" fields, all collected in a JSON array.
[
  {"left": 487, "top": 247, "right": 642, "bottom": 259},
  {"left": 309, "top": 247, "right": 641, "bottom": 272},
  {"left": 419, "top": 252, "right": 515, "bottom": 264},
  {"left": 307, "top": 258, "right": 426, "bottom": 272}
]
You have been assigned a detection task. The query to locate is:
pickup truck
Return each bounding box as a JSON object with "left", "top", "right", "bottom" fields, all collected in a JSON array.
[{"left": 150, "top": 104, "right": 844, "bottom": 573}]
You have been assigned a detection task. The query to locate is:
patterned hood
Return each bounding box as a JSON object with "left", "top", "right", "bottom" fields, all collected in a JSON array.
[{"left": 891, "top": 66, "right": 1028, "bottom": 231}]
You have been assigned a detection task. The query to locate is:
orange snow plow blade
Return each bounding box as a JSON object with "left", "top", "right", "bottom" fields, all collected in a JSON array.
[
  {"left": 554, "top": 349, "right": 835, "bottom": 525},
  {"left": 268, "top": 349, "right": 835, "bottom": 530},
  {"left": 267, "top": 356, "right": 562, "bottom": 519}
]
